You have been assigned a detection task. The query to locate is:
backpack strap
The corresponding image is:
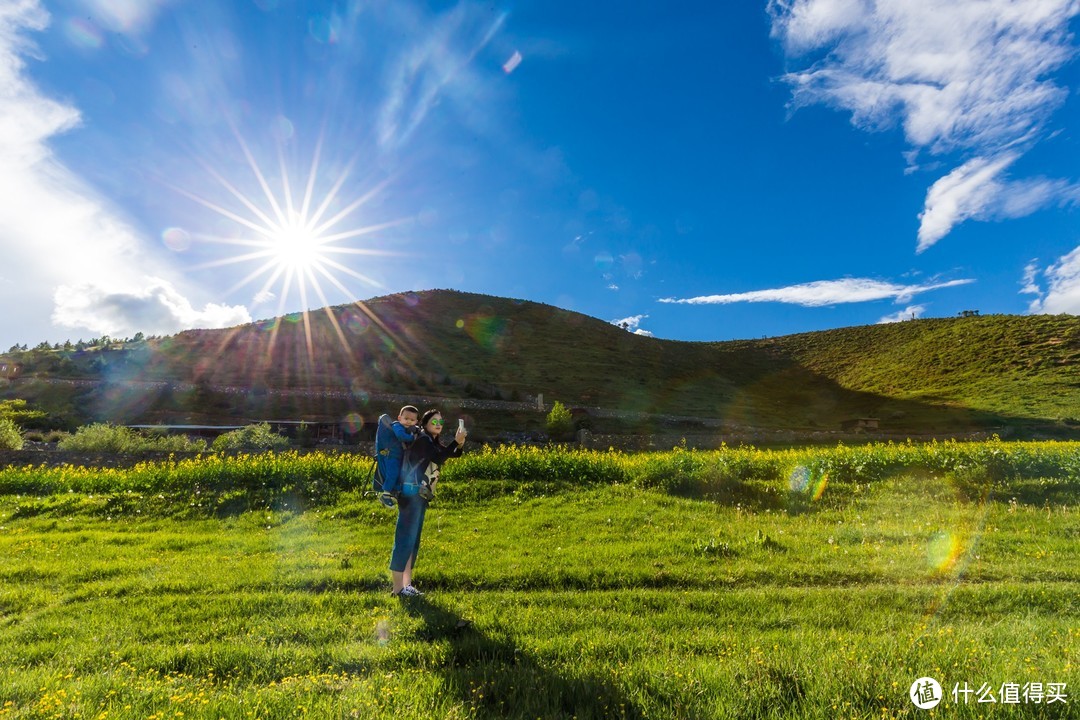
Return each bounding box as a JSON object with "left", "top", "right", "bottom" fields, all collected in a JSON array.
[{"left": 365, "top": 455, "right": 381, "bottom": 497}]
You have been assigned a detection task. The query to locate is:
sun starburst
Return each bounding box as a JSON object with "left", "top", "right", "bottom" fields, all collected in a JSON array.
[
  {"left": 172, "top": 127, "right": 404, "bottom": 321},
  {"left": 169, "top": 124, "right": 408, "bottom": 363}
]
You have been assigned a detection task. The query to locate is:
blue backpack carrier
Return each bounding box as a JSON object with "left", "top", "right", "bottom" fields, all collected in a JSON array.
[{"left": 372, "top": 413, "right": 410, "bottom": 494}]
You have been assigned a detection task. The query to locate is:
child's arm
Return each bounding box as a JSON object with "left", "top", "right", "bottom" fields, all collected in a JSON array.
[{"left": 390, "top": 420, "right": 419, "bottom": 443}]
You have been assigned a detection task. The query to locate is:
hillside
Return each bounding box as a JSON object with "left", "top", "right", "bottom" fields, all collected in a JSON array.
[{"left": 1, "top": 290, "right": 1077, "bottom": 436}]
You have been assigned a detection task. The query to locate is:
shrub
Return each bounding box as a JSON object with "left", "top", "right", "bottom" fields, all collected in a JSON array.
[
  {"left": 546, "top": 400, "right": 573, "bottom": 440},
  {"left": 211, "top": 423, "right": 291, "bottom": 452},
  {"left": 58, "top": 423, "right": 207, "bottom": 453},
  {"left": 59, "top": 424, "right": 143, "bottom": 453},
  {"left": 0, "top": 417, "right": 24, "bottom": 450}
]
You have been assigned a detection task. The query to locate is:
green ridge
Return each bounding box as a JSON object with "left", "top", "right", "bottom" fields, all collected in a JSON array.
[{"left": 2, "top": 290, "right": 1077, "bottom": 435}]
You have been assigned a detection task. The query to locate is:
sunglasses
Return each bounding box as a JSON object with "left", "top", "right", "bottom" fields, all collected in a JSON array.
[{"left": 429, "top": 419, "right": 444, "bottom": 426}]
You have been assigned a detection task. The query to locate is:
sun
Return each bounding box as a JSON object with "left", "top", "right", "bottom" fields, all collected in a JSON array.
[
  {"left": 172, "top": 129, "right": 403, "bottom": 319},
  {"left": 271, "top": 215, "right": 324, "bottom": 271}
]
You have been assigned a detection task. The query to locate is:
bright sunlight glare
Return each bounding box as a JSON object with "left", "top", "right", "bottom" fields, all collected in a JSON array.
[
  {"left": 273, "top": 215, "right": 323, "bottom": 271},
  {"left": 171, "top": 123, "right": 405, "bottom": 322}
]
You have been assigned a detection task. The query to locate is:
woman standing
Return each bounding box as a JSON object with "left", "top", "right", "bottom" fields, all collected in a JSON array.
[{"left": 390, "top": 408, "right": 466, "bottom": 597}]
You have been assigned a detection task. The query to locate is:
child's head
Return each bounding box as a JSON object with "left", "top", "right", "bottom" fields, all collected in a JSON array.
[{"left": 398, "top": 405, "right": 419, "bottom": 427}]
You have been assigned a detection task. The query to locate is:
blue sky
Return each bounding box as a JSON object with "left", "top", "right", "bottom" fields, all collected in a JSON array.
[{"left": 2, "top": 0, "right": 1079, "bottom": 349}]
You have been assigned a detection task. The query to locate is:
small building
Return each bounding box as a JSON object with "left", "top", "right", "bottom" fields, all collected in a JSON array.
[
  {"left": 0, "top": 361, "right": 20, "bottom": 379},
  {"left": 840, "top": 418, "right": 880, "bottom": 432}
]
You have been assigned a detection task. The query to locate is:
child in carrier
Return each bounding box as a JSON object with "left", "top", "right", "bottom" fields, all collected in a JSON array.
[{"left": 374, "top": 405, "right": 420, "bottom": 507}]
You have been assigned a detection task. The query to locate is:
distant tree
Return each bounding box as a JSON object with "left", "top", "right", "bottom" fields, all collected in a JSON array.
[
  {"left": 546, "top": 400, "right": 573, "bottom": 440},
  {"left": 57, "top": 357, "right": 77, "bottom": 376}
]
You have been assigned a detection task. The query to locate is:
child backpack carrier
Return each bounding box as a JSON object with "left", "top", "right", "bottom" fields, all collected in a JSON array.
[{"left": 371, "top": 413, "right": 409, "bottom": 495}]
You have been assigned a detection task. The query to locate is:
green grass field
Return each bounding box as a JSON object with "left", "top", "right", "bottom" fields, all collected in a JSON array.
[{"left": 1, "top": 443, "right": 1077, "bottom": 719}]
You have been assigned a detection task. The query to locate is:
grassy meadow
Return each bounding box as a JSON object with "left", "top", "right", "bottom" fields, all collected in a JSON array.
[{"left": 0, "top": 441, "right": 1078, "bottom": 719}]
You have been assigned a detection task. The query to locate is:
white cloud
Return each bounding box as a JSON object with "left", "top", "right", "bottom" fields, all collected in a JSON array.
[
  {"left": 376, "top": 3, "right": 507, "bottom": 152},
  {"left": 0, "top": 2, "right": 79, "bottom": 163},
  {"left": 52, "top": 279, "right": 252, "bottom": 337},
  {"left": 71, "top": 0, "right": 176, "bottom": 35},
  {"left": 878, "top": 305, "right": 926, "bottom": 323},
  {"left": 1020, "top": 260, "right": 1042, "bottom": 295},
  {"left": 1028, "top": 246, "right": 1080, "bottom": 313},
  {"left": 0, "top": 1, "right": 250, "bottom": 345},
  {"left": 770, "top": 0, "right": 1080, "bottom": 247},
  {"left": 771, "top": 0, "right": 868, "bottom": 50},
  {"left": 612, "top": 314, "right": 646, "bottom": 328},
  {"left": 917, "top": 153, "right": 1080, "bottom": 251},
  {"left": 660, "top": 277, "right": 973, "bottom": 307},
  {"left": 611, "top": 314, "right": 653, "bottom": 336}
]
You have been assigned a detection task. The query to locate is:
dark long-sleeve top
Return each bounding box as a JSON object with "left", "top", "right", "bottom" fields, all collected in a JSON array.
[{"left": 399, "top": 430, "right": 463, "bottom": 494}]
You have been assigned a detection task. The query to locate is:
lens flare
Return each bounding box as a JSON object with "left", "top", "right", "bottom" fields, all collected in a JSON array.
[
  {"left": 927, "top": 530, "right": 962, "bottom": 572},
  {"left": 162, "top": 227, "right": 191, "bottom": 251},
  {"left": 341, "top": 413, "right": 364, "bottom": 434},
  {"left": 340, "top": 307, "right": 371, "bottom": 334},
  {"left": 789, "top": 465, "right": 810, "bottom": 492},
  {"left": 462, "top": 312, "right": 508, "bottom": 351},
  {"left": 788, "top": 465, "right": 829, "bottom": 501},
  {"left": 64, "top": 18, "right": 105, "bottom": 49}
]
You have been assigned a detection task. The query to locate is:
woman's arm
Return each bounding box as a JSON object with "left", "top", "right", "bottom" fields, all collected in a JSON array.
[{"left": 430, "top": 437, "right": 463, "bottom": 463}]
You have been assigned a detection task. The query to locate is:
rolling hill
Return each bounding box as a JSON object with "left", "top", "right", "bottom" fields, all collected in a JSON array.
[{"left": 2, "top": 289, "right": 1077, "bottom": 438}]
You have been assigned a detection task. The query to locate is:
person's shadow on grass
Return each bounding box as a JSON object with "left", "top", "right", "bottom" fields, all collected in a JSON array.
[{"left": 399, "top": 596, "right": 643, "bottom": 720}]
